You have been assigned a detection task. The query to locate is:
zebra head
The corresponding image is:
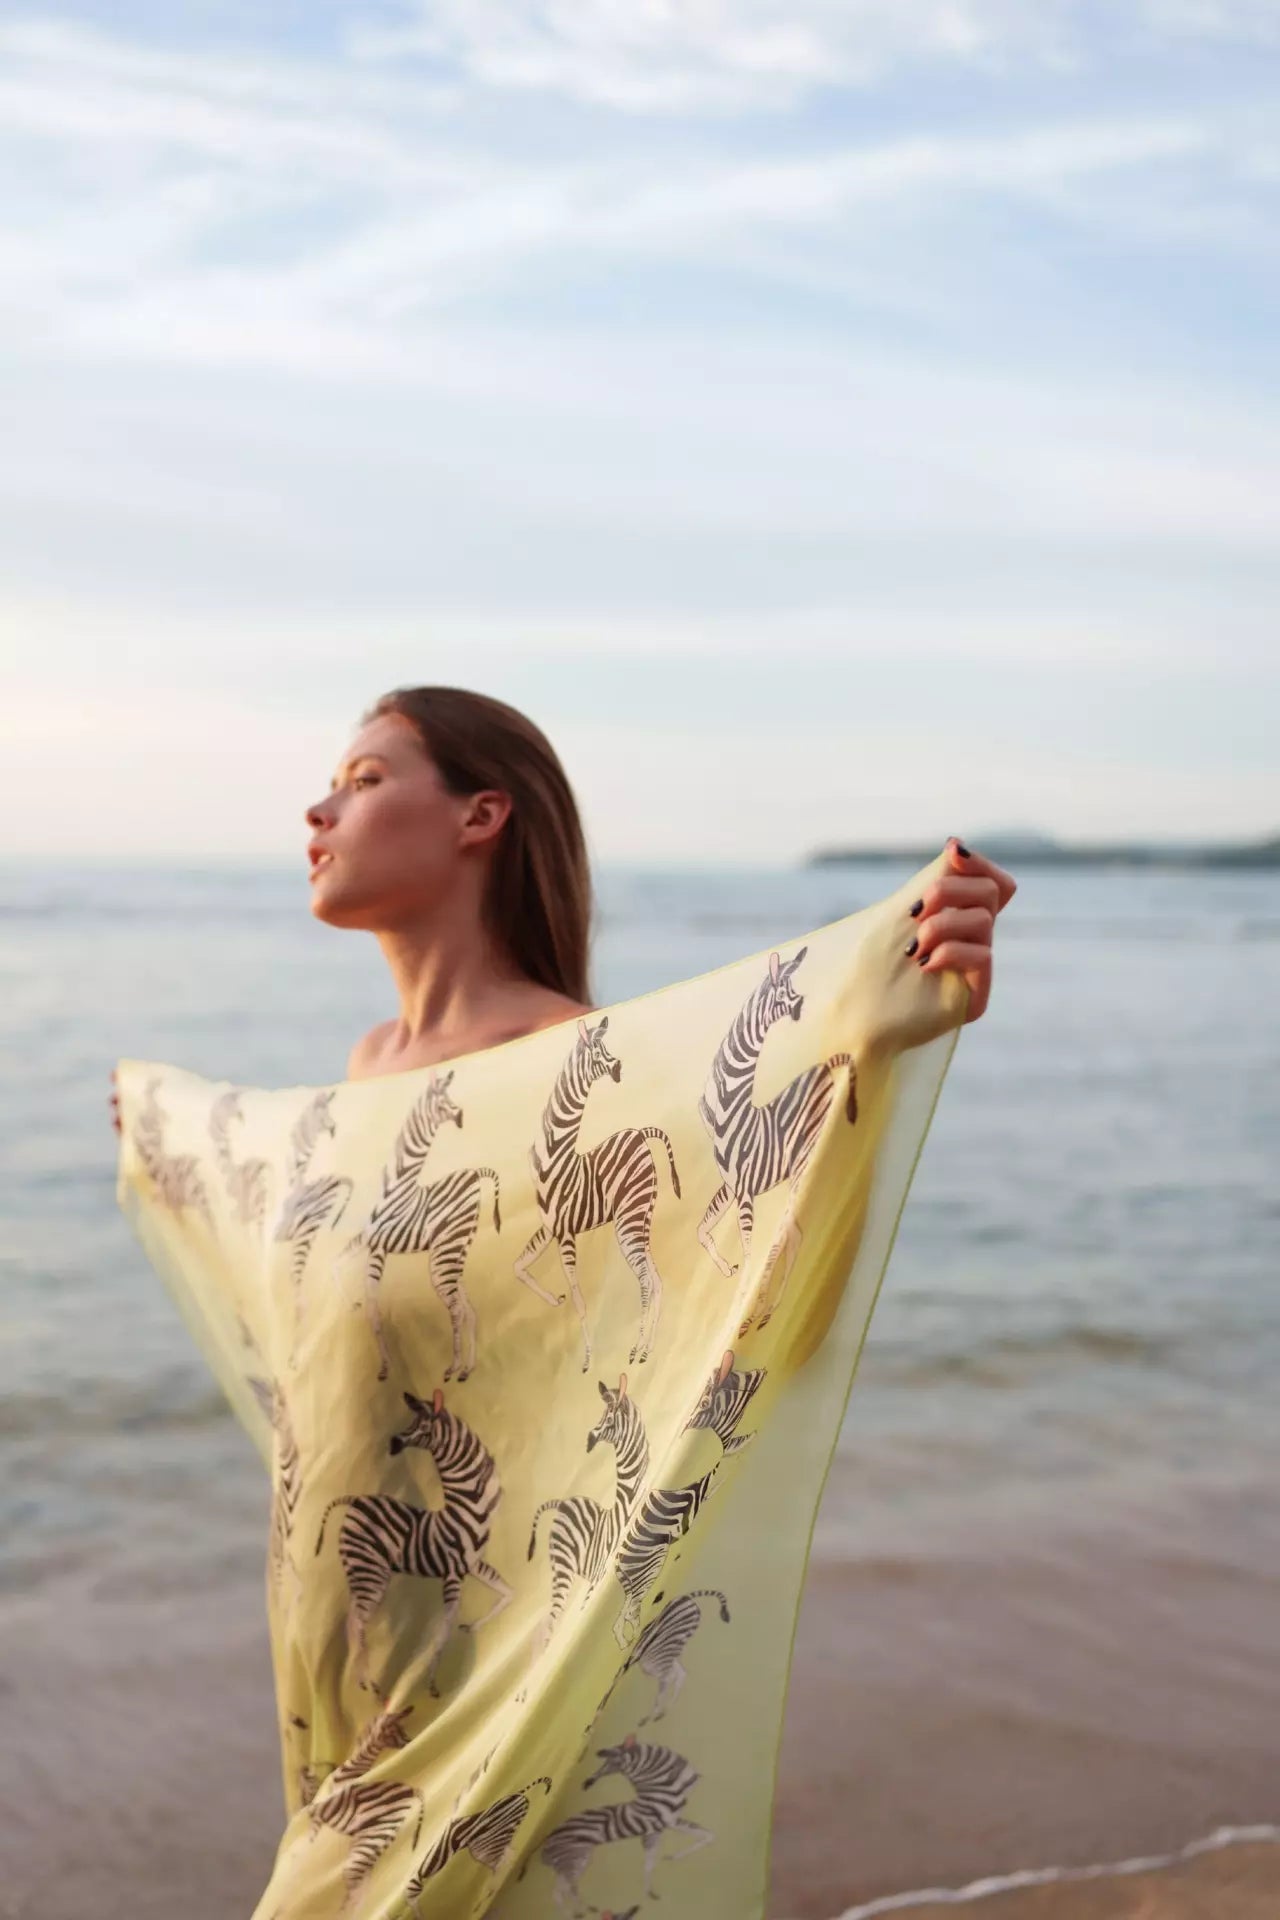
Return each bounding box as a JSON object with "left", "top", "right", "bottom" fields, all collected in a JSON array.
[
  {"left": 313, "top": 1089, "right": 339, "bottom": 1136},
  {"left": 421, "top": 1068, "right": 464, "bottom": 1133},
  {"left": 684, "top": 1348, "right": 765, "bottom": 1452},
  {"left": 576, "top": 1014, "right": 621, "bottom": 1086},
  {"left": 586, "top": 1373, "right": 633, "bottom": 1453},
  {"left": 764, "top": 945, "right": 808, "bottom": 1027},
  {"left": 584, "top": 1732, "right": 644, "bottom": 1788},
  {"left": 388, "top": 1387, "right": 450, "bottom": 1456},
  {"left": 360, "top": 1701, "right": 415, "bottom": 1756}
]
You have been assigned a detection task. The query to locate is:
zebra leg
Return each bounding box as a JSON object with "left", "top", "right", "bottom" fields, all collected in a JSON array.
[
  {"left": 643, "top": 1657, "right": 686, "bottom": 1725},
  {"left": 615, "top": 1210, "right": 662, "bottom": 1366},
  {"left": 558, "top": 1235, "right": 592, "bottom": 1372},
  {"left": 696, "top": 1182, "right": 736, "bottom": 1277},
  {"left": 665, "top": 1816, "right": 715, "bottom": 1861},
  {"left": 432, "top": 1254, "right": 470, "bottom": 1384},
  {"left": 346, "top": 1565, "right": 393, "bottom": 1696},
  {"left": 424, "top": 1573, "right": 464, "bottom": 1696},
  {"left": 464, "top": 1558, "right": 513, "bottom": 1629},
  {"left": 514, "top": 1222, "right": 565, "bottom": 1307},
  {"left": 735, "top": 1193, "right": 762, "bottom": 1335},
  {"left": 359, "top": 1247, "right": 392, "bottom": 1383},
  {"left": 755, "top": 1194, "right": 805, "bottom": 1330}
]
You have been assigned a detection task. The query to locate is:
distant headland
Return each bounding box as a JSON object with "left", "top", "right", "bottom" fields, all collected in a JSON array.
[{"left": 805, "top": 829, "right": 1280, "bottom": 870}]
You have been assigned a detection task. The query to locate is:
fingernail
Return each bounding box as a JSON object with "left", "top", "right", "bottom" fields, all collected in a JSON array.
[
  {"left": 955, "top": 841, "right": 971, "bottom": 858},
  {"left": 909, "top": 898, "right": 924, "bottom": 917},
  {"left": 918, "top": 954, "right": 929, "bottom": 966},
  {"left": 905, "top": 935, "right": 919, "bottom": 956}
]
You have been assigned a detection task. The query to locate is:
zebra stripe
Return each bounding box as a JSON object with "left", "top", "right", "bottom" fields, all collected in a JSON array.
[
  {"left": 516, "top": 1015, "right": 680, "bottom": 1371},
  {"left": 405, "top": 1775, "right": 551, "bottom": 1906},
  {"left": 697, "top": 945, "right": 857, "bottom": 1333},
  {"left": 340, "top": 1073, "right": 501, "bottom": 1384},
  {"left": 314, "top": 1388, "right": 510, "bottom": 1699}
]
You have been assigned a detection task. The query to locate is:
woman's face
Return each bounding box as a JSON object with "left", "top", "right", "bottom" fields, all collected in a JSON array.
[{"left": 303, "top": 710, "right": 509, "bottom": 929}]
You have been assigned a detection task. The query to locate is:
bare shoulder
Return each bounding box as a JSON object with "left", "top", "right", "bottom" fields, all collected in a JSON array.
[{"left": 346, "top": 1019, "right": 395, "bottom": 1080}]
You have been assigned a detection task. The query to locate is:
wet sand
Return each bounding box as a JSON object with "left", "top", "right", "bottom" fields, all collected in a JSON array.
[{"left": 3, "top": 1487, "right": 1277, "bottom": 1919}]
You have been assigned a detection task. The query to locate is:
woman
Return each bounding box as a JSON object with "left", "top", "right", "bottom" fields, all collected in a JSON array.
[
  {"left": 109, "top": 684, "right": 1016, "bottom": 1919},
  {"left": 111, "top": 683, "right": 1013, "bottom": 1131}
]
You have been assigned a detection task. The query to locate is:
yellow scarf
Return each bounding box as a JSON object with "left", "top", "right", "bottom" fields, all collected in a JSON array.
[{"left": 115, "top": 850, "right": 967, "bottom": 1919}]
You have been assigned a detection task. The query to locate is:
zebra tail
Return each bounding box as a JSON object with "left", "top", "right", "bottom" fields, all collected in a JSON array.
[
  {"left": 314, "top": 1496, "right": 354, "bottom": 1555},
  {"left": 521, "top": 1775, "right": 553, "bottom": 1799},
  {"left": 526, "top": 1499, "right": 566, "bottom": 1560},
  {"left": 643, "top": 1127, "right": 682, "bottom": 1201},
  {"left": 481, "top": 1168, "right": 501, "bottom": 1233}
]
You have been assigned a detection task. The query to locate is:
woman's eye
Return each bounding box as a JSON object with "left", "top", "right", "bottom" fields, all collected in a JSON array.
[{"left": 354, "top": 775, "right": 379, "bottom": 789}]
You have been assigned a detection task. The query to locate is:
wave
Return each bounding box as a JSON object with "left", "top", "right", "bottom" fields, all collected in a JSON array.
[
  {"left": 871, "top": 1324, "right": 1179, "bottom": 1388},
  {"left": 0, "top": 1380, "right": 233, "bottom": 1439},
  {"left": 829, "top": 1822, "right": 1280, "bottom": 1918}
]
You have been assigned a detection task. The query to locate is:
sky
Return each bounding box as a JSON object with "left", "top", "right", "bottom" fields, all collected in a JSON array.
[{"left": 2, "top": 2, "right": 1278, "bottom": 865}]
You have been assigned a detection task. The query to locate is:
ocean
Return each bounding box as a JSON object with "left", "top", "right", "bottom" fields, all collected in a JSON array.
[{"left": 2, "top": 855, "right": 1277, "bottom": 1916}]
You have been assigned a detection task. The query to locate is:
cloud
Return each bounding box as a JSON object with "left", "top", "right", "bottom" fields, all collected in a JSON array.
[{"left": 352, "top": 0, "right": 1280, "bottom": 111}]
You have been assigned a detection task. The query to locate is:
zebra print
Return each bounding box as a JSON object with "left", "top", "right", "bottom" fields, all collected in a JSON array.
[
  {"left": 610, "top": 1349, "right": 762, "bottom": 1646},
  {"left": 248, "top": 1374, "right": 304, "bottom": 1610},
  {"left": 338, "top": 1071, "right": 502, "bottom": 1385},
  {"left": 528, "top": 1734, "right": 712, "bottom": 1912},
  {"left": 270, "top": 1089, "right": 353, "bottom": 1365},
  {"left": 515, "top": 1015, "right": 681, "bottom": 1372},
  {"left": 520, "top": 1374, "right": 648, "bottom": 1696},
  {"left": 313, "top": 1388, "right": 510, "bottom": 1699},
  {"left": 208, "top": 1087, "right": 270, "bottom": 1230},
  {"left": 133, "top": 1077, "right": 215, "bottom": 1234},
  {"left": 404, "top": 1773, "right": 551, "bottom": 1912},
  {"left": 684, "top": 1348, "right": 767, "bottom": 1457},
  {"left": 697, "top": 944, "right": 858, "bottom": 1335},
  {"left": 306, "top": 1702, "right": 424, "bottom": 1908},
  {"left": 620, "top": 1589, "right": 730, "bottom": 1726}
]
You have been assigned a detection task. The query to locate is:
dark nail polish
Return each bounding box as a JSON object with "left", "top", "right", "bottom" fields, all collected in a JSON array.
[
  {"left": 918, "top": 953, "right": 929, "bottom": 966},
  {"left": 909, "top": 898, "right": 924, "bottom": 916},
  {"left": 955, "top": 842, "right": 971, "bottom": 858},
  {"left": 905, "top": 936, "right": 918, "bottom": 957}
]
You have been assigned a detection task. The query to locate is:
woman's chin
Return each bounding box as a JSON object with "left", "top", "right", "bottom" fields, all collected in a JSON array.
[{"left": 308, "top": 880, "right": 369, "bottom": 929}]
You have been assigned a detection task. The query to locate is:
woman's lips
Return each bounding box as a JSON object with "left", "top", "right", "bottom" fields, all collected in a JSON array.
[{"left": 309, "top": 852, "right": 335, "bottom": 879}]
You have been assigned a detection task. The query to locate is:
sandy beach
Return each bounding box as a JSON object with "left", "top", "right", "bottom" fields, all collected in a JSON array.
[{"left": 4, "top": 1476, "right": 1276, "bottom": 1920}]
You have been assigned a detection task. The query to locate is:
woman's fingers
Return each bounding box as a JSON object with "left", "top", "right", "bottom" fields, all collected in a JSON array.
[{"left": 945, "top": 838, "right": 1017, "bottom": 908}]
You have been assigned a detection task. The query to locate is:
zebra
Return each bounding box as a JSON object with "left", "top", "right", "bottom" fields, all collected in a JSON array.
[
  {"left": 208, "top": 1088, "right": 271, "bottom": 1231},
  {"left": 305, "top": 1701, "right": 424, "bottom": 1910},
  {"left": 271, "top": 1090, "right": 354, "bottom": 1365},
  {"left": 248, "top": 1374, "right": 305, "bottom": 1611},
  {"left": 611, "top": 1466, "right": 722, "bottom": 1649},
  {"left": 610, "top": 1353, "right": 762, "bottom": 1647},
  {"left": 337, "top": 1072, "right": 501, "bottom": 1385},
  {"left": 313, "top": 1388, "right": 511, "bottom": 1700},
  {"left": 525, "top": 1734, "right": 712, "bottom": 1914},
  {"left": 683, "top": 1348, "right": 767, "bottom": 1458},
  {"left": 520, "top": 1374, "right": 649, "bottom": 1698},
  {"left": 697, "top": 945, "right": 858, "bottom": 1336},
  {"left": 515, "top": 1015, "right": 681, "bottom": 1372},
  {"left": 132, "top": 1076, "right": 215, "bottom": 1234},
  {"left": 597, "top": 1590, "right": 731, "bottom": 1727},
  {"left": 402, "top": 1774, "right": 551, "bottom": 1916}
]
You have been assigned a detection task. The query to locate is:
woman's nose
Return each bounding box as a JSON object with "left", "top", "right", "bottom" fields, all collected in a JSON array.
[{"left": 305, "top": 798, "right": 334, "bottom": 829}]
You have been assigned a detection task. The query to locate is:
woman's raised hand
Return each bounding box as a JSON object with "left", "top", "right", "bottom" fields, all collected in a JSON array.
[{"left": 908, "top": 837, "right": 1017, "bottom": 1026}]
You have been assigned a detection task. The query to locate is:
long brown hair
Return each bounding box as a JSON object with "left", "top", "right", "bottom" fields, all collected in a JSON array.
[{"left": 360, "top": 685, "right": 596, "bottom": 1006}]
